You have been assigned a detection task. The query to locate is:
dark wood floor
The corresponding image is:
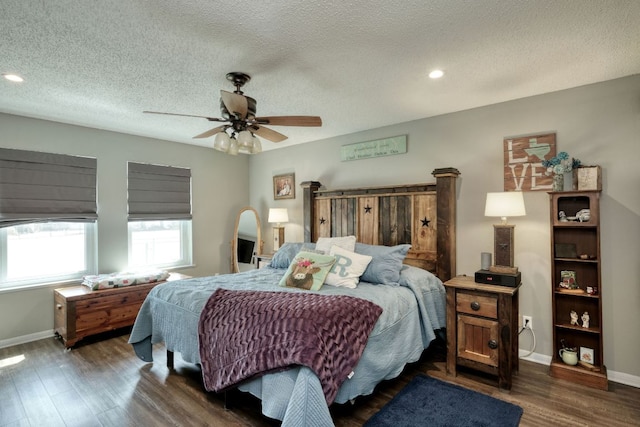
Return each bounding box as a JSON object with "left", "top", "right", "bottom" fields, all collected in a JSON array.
[{"left": 1, "top": 331, "right": 639, "bottom": 426}]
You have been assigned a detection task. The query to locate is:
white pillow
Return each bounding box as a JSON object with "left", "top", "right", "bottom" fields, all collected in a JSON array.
[
  {"left": 324, "top": 245, "right": 373, "bottom": 288},
  {"left": 315, "top": 235, "right": 356, "bottom": 254}
]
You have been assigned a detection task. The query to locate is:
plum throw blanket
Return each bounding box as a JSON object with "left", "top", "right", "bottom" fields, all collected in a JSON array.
[{"left": 198, "top": 288, "right": 383, "bottom": 404}]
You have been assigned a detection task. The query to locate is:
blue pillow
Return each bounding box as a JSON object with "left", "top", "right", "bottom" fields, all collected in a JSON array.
[
  {"left": 269, "top": 242, "right": 317, "bottom": 269},
  {"left": 354, "top": 243, "right": 411, "bottom": 286}
]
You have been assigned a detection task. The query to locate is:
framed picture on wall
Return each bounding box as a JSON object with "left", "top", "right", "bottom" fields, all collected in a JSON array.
[{"left": 273, "top": 173, "right": 295, "bottom": 200}]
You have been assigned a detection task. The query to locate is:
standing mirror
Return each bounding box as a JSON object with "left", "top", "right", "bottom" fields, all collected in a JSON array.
[{"left": 231, "top": 207, "right": 263, "bottom": 273}]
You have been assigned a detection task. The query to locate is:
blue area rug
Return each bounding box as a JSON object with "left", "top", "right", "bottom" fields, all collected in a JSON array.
[{"left": 364, "top": 375, "right": 523, "bottom": 427}]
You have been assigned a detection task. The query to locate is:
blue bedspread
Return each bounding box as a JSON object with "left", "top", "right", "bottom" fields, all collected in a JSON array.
[{"left": 129, "top": 264, "right": 446, "bottom": 427}]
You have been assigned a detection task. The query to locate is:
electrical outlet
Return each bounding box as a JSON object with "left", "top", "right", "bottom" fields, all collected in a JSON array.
[{"left": 523, "top": 315, "right": 533, "bottom": 330}]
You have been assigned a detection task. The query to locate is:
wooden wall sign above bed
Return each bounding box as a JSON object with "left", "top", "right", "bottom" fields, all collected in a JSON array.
[{"left": 300, "top": 168, "right": 460, "bottom": 281}]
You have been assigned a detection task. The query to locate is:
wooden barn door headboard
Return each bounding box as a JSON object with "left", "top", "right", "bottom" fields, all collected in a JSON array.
[{"left": 300, "top": 167, "right": 460, "bottom": 281}]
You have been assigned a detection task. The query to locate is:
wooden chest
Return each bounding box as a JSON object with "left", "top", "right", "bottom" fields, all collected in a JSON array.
[{"left": 54, "top": 272, "right": 188, "bottom": 348}]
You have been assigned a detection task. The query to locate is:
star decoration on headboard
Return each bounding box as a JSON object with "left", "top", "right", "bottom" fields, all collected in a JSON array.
[
  {"left": 364, "top": 204, "right": 372, "bottom": 214},
  {"left": 319, "top": 217, "right": 326, "bottom": 225},
  {"left": 421, "top": 217, "right": 431, "bottom": 227}
]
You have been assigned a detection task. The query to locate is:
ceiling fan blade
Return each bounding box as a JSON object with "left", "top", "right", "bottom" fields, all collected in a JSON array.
[
  {"left": 255, "top": 116, "right": 322, "bottom": 127},
  {"left": 249, "top": 125, "right": 288, "bottom": 143},
  {"left": 193, "top": 125, "right": 227, "bottom": 139},
  {"left": 220, "top": 90, "right": 248, "bottom": 119},
  {"left": 143, "top": 110, "right": 226, "bottom": 122}
]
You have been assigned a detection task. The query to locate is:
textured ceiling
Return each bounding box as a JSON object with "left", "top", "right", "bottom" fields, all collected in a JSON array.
[{"left": 1, "top": 1, "right": 639, "bottom": 152}]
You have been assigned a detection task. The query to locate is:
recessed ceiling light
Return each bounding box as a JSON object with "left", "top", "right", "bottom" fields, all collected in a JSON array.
[
  {"left": 428, "top": 69, "right": 444, "bottom": 79},
  {"left": 3, "top": 73, "right": 24, "bottom": 83}
]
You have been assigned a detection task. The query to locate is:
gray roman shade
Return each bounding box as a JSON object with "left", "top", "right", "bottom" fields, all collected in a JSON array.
[
  {"left": 127, "top": 162, "right": 192, "bottom": 220},
  {"left": 0, "top": 148, "right": 97, "bottom": 227}
]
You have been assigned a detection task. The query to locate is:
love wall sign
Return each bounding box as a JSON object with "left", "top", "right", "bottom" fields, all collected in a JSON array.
[{"left": 503, "top": 133, "right": 557, "bottom": 191}]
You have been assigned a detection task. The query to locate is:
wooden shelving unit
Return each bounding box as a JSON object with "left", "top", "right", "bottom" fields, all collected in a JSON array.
[{"left": 549, "top": 191, "right": 607, "bottom": 390}]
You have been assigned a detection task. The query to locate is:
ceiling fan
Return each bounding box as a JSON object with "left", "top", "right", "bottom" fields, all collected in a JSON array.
[{"left": 144, "top": 72, "right": 322, "bottom": 154}]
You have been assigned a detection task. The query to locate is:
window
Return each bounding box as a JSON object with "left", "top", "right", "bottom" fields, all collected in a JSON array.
[
  {"left": 0, "top": 222, "right": 97, "bottom": 288},
  {"left": 128, "top": 220, "right": 192, "bottom": 269},
  {"left": 0, "top": 148, "right": 98, "bottom": 289},
  {"left": 127, "top": 162, "right": 192, "bottom": 270}
]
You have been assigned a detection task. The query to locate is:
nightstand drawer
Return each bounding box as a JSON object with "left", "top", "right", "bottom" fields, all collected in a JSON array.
[{"left": 456, "top": 291, "right": 497, "bottom": 319}]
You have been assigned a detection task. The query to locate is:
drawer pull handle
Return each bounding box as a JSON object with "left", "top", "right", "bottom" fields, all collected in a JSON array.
[
  {"left": 470, "top": 301, "right": 480, "bottom": 311},
  {"left": 488, "top": 339, "right": 498, "bottom": 349}
]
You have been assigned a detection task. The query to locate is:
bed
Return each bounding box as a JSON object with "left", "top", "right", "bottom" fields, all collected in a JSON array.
[{"left": 129, "top": 168, "right": 460, "bottom": 426}]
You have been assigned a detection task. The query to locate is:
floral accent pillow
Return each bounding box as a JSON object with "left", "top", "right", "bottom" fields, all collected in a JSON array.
[
  {"left": 324, "top": 245, "right": 373, "bottom": 289},
  {"left": 278, "top": 251, "right": 336, "bottom": 291}
]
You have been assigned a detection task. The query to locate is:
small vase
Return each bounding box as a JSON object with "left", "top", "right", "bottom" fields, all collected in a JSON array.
[
  {"left": 563, "top": 171, "right": 574, "bottom": 191},
  {"left": 552, "top": 174, "right": 563, "bottom": 192}
]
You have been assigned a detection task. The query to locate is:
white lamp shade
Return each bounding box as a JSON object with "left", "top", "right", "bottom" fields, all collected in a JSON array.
[
  {"left": 252, "top": 136, "right": 262, "bottom": 153},
  {"left": 268, "top": 208, "right": 289, "bottom": 224},
  {"left": 484, "top": 192, "right": 526, "bottom": 219},
  {"left": 228, "top": 138, "right": 239, "bottom": 155},
  {"left": 237, "top": 130, "right": 254, "bottom": 149},
  {"left": 238, "top": 144, "right": 252, "bottom": 154},
  {"left": 213, "top": 132, "right": 230, "bottom": 152}
]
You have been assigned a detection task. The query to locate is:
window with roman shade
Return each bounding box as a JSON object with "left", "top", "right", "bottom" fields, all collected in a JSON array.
[
  {"left": 127, "top": 162, "right": 192, "bottom": 220},
  {"left": 127, "top": 162, "right": 193, "bottom": 270},
  {"left": 0, "top": 148, "right": 97, "bottom": 289},
  {"left": 0, "top": 148, "right": 97, "bottom": 227}
]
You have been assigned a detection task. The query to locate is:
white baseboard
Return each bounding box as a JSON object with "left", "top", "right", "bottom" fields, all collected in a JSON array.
[
  {"left": 0, "top": 330, "right": 54, "bottom": 349},
  {"left": 608, "top": 370, "right": 640, "bottom": 389},
  {"left": 519, "top": 349, "right": 552, "bottom": 365},
  {"left": 519, "top": 349, "right": 640, "bottom": 389}
]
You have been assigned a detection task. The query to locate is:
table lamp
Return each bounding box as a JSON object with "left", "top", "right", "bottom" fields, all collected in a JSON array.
[
  {"left": 484, "top": 192, "right": 526, "bottom": 274},
  {"left": 268, "top": 208, "right": 289, "bottom": 251}
]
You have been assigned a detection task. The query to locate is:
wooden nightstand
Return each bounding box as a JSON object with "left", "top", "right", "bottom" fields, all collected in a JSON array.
[
  {"left": 255, "top": 253, "right": 274, "bottom": 269},
  {"left": 443, "top": 275, "right": 521, "bottom": 390}
]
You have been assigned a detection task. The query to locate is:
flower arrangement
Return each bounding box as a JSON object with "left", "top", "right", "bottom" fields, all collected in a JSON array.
[{"left": 542, "top": 151, "right": 581, "bottom": 176}]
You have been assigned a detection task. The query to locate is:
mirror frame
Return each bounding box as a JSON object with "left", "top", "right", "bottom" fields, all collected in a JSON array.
[{"left": 231, "top": 206, "right": 263, "bottom": 273}]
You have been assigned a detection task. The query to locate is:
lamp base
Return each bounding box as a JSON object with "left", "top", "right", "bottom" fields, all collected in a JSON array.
[
  {"left": 273, "top": 226, "right": 285, "bottom": 251},
  {"left": 493, "top": 224, "right": 515, "bottom": 268}
]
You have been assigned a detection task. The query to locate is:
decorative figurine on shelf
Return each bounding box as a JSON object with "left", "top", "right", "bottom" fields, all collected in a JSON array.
[
  {"left": 582, "top": 311, "right": 590, "bottom": 328},
  {"left": 561, "top": 270, "right": 578, "bottom": 289},
  {"left": 576, "top": 209, "right": 591, "bottom": 222},
  {"left": 570, "top": 310, "right": 579, "bottom": 326},
  {"left": 558, "top": 210, "right": 568, "bottom": 222}
]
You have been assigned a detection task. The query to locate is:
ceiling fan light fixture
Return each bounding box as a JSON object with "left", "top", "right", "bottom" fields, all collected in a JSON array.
[
  {"left": 228, "top": 138, "right": 239, "bottom": 155},
  {"left": 238, "top": 144, "right": 252, "bottom": 154},
  {"left": 252, "top": 136, "right": 262, "bottom": 154},
  {"left": 237, "top": 130, "right": 254, "bottom": 148},
  {"left": 144, "top": 72, "right": 321, "bottom": 154},
  {"left": 213, "top": 132, "right": 231, "bottom": 152}
]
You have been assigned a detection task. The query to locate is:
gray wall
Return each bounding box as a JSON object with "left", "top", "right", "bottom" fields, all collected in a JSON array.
[
  {"left": 0, "top": 114, "right": 249, "bottom": 343},
  {"left": 249, "top": 75, "right": 640, "bottom": 384}
]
